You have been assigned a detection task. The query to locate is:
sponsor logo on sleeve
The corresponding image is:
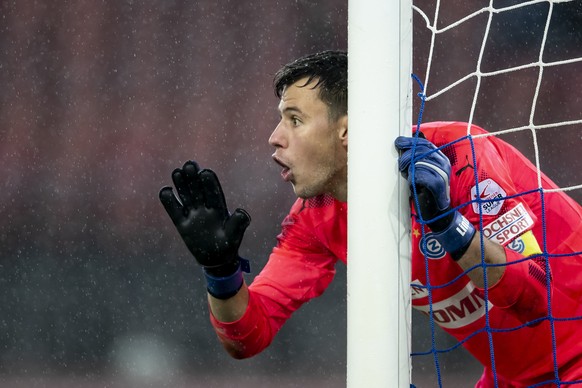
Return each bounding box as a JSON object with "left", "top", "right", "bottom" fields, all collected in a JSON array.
[
  {"left": 419, "top": 233, "right": 446, "bottom": 260},
  {"left": 413, "top": 282, "right": 493, "bottom": 329},
  {"left": 411, "top": 279, "right": 429, "bottom": 300},
  {"left": 482, "top": 203, "right": 535, "bottom": 246},
  {"left": 471, "top": 178, "right": 506, "bottom": 216}
]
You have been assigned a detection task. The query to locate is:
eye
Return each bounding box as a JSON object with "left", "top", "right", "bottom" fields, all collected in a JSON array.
[{"left": 291, "top": 116, "right": 301, "bottom": 126}]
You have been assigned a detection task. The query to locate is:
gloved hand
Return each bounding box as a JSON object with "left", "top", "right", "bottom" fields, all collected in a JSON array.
[
  {"left": 395, "top": 134, "right": 452, "bottom": 227},
  {"left": 159, "top": 161, "right": 251, "bottom": 298},
  {"left": 395, "top": 134, "right": 475, "bottom": 260}
]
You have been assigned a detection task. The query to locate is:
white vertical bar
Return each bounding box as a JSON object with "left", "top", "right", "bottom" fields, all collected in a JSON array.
[{"left": 347, "top": 0, "right": 412, "bottom": 386}]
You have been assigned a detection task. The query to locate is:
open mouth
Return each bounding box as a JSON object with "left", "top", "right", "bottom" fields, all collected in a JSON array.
[{"left": 273, "top": 156, "right": 292, "bottom": 182}]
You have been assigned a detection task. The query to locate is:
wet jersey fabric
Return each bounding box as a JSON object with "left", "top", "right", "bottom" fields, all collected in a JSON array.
[
  {"left": 410, "top": 122, "right": 582, "bottom": 386},
  {"left": 210, "top": 194, "right": 347, "bottom": 357},
  {"left": 210, "top": 121, "right": 582, "bottom": 386}
]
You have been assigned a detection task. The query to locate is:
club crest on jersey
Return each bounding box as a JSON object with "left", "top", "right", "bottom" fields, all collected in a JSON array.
[
  {"left": 419, "top": 233, "right": 446, "bottom": 260},
  {"left": 470, "top": 178, "right": 506, "bottom": 216},
  {"left": 507, "top": 237, "right": 526, "bottom": 253}
]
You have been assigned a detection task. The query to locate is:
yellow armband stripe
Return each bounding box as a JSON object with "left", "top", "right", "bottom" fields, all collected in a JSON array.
[{"left": 506, "top": 230, "right": 542, "bottom": 257}]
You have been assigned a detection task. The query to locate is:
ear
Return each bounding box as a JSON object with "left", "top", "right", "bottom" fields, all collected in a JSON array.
[{"left": 337, "top": 115, "right": 348, "bottom": 147}]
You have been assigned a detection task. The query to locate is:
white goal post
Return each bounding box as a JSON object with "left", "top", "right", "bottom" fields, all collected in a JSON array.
[{"left": 347, "top": 0, "right": 413, "bottom": 387}]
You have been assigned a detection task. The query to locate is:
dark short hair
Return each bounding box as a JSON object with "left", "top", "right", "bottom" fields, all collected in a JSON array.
[{"left": 273, "top": 50, "right": 347, "bottom": 121}]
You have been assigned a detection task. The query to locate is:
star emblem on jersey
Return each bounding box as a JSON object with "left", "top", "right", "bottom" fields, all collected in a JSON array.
[
  {"left": 412, "top": 228, "right": 421, "bottom": 238},
  {"left": 470, "top": 178, "right": 506, "bottom": 216}
]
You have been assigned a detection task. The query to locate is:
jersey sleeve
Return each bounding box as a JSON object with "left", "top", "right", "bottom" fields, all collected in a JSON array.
[
  {"left": 437, "top": 123, "right": 550, "bottom": 323},
  {"left": 210, "top": 200, "right": 339, "bottom": 358}
]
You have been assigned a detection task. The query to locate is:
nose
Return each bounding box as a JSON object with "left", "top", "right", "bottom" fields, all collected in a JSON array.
[{"left": 268, "top": 121, "right": 286, "bottom": 148}]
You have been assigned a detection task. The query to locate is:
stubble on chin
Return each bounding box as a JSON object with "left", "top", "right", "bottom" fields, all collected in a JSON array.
[{"left": 292, "top": 183, "right": 323, "bottom": 200}]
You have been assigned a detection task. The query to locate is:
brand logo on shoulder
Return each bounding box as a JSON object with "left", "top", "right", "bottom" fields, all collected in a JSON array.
[
  {"left": 482, "top": 203, "right": 535, "bottom": 246},
  {"left": 471, "top": 178, "right": 506, "bottom": 216},
  {"left": 455, "top": 155, "right": 474, "bottom": 177}
]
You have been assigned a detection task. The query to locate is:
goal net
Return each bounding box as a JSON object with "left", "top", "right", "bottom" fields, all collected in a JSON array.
[{"left": 410, "top": 0, "right": 582, "bottom": 387}]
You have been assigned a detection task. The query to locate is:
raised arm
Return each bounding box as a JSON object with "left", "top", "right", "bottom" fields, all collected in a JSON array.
[{"left": 159, "top": 161, "right": 251, "bottom": 322}]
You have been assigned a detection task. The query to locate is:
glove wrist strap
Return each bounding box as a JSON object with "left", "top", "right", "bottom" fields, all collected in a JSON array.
[
  {"left": 431, "top": 211, "right": 476, "bottom": 261},
  {"left": 203, "top": 258, "right": 250, "bottom": 300}
]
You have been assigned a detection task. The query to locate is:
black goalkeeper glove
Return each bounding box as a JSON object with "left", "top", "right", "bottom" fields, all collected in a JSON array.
[
  {"left": 395, "top": 134, "right": 475, "bottom": 260},
  {"left": 159, "top": 161, "right": 251, "bottom": 299}
]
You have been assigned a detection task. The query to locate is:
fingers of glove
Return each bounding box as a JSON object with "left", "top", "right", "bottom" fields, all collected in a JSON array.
[
  {"left": 398, "top": 144, "right": 435, "bottom": 178},
  {"left": 394, "top": 135, "right": 434, "bottom": 152},
  {"left": 159, "top": 186, "right": 186, "bottom": 224},
  {"left": 397, "top": 151, "right": 411, "bottom": 177},
  {"left": 199, "top": 169, "right": 228, "bottom": 218},
  {"left": 401, "top": 147, "right": 451, "bottom": 187},
  {"left": 395, "top": 137, "right": 417, "bottom": 175},
  {"left": 172, "top": 161, "right": 203, "bottom": 208},
  {"left": 225, "top": 208, "right": 251, "bottom": 240},
  {"left": 395, "top": 136, "right": 439, "bottom": 177},
  {"left": 394, "top": 135, "right": 413, "bottom": 151},
  {"left": 421, "top": 146, "right": 451, "bottom": 175}
]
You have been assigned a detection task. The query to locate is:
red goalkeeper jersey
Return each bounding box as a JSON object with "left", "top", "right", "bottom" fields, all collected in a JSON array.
[{"left": 210, "top": 121, "right": 582, "bottom": 386}]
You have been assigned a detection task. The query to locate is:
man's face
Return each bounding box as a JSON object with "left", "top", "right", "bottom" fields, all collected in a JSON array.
[{"left": 269, "top": 77, "right": 347, "bottom": 201}]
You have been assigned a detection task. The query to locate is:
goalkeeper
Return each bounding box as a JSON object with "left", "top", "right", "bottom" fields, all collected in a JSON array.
[{"left": 159, "top": 50, "right": 582, "bottom": 387}]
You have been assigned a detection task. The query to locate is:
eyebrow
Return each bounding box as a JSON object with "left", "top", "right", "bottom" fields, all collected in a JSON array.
[
  {"left": 282, "top": 106, "right": 301, "bottom": 114},
  {"left": 278, "top": 106, "right": 306, "bottom": 118}
]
